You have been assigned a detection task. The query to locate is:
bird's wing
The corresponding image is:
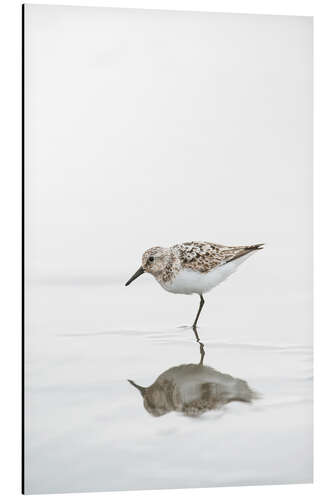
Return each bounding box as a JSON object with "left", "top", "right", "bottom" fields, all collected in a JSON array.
[{"left": 176, "top": 241, "right": 263, "bottom": 273}]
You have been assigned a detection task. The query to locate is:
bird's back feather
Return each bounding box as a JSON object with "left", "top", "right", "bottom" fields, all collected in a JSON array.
[{"left": 174, "top": 241, "right": 263, "bottom": 274}]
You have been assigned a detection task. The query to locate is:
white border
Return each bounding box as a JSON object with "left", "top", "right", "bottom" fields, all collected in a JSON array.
[{"left": 1, "top": 1, "right": 332, "bottom": 499}]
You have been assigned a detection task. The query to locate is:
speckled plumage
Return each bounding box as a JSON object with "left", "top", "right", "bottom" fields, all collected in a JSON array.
[
  {"left": 129, "top": 363, "right": 256, "bottom": 417},
  {"left": 175, "top": 241, "right": 263, "bottom": 274},
  {"left": 126, "top": 241, "right": 264, "bottom": 326},
  {"left": 141, "top": 241, "right": 263, "bottom": 285}
]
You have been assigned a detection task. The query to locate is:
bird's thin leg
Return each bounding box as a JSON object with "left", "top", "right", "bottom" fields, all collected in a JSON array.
[
  {"left": 192, "top": 325, "right": 205, "bottom": 365},
  {"left": 199, "top": 343, "right": 205, "bottom": 365},
  {"left": 192, "top": 324, "right": 200, "bottom": 342},
  {"left": 193, "top": 294, "right": 205, "bottom": 328}
]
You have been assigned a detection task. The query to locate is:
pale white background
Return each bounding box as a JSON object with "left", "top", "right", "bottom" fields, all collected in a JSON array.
[
  {"left": 25, "top": 6, "right": 312, "bottom": 284},
  {"left": 0, "top": 0, "right": 332, "bottom": 500}
]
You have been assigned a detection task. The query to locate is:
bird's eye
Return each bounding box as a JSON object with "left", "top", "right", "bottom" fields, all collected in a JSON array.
[{"left": 148, "top": 256, "right": 154, "bottom": 262}]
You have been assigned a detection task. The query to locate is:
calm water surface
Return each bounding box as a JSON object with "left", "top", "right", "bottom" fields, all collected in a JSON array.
[{"left": 25, "top": 281, "right": 313, "bottom": 494}]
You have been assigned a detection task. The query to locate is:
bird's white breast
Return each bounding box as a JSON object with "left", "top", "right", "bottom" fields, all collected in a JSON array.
[{"left": 158, "top": 253, "right": 253, "bottom": 295}]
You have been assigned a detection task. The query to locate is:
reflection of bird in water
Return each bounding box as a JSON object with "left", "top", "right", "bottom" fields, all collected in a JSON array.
[
  {"left": 125, "top": 241, "right": 263, "bottom": 327},
  {"left": 128, "top": 328, "right": 257, "bottom": 417}
]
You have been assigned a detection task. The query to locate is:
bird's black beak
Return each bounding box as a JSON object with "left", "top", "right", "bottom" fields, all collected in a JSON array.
[
  {"left": 128, "top": 379, "right": 146, "bottom": 396},
  {"left": 125, "top": 266, "right": 145, "bottom": 286}
]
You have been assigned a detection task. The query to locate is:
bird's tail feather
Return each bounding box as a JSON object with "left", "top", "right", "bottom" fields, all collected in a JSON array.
[{"left": 227, "top": 243, "right": 264, "bottom": 263}]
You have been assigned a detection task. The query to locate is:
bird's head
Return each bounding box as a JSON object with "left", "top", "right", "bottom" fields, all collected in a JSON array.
[
  {"left": 125, "top": 246, "right": 170, "bottom": 286},
  {"left": 128, "top": 379, "right": 171, "bottom": 417}
]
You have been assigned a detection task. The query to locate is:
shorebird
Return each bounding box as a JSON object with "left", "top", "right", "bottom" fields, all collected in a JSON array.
[
  {"left": 128, "top": 327, "right": 256, "bottom": 417},
  {"left": 125, "top": 241, "right": 263, "bottom": 327}
]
